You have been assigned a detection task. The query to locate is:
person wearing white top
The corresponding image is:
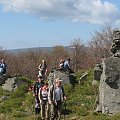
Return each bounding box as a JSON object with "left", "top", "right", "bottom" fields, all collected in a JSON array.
[{"left": 39, "top": 83, "right": 49, "bottom": 120}]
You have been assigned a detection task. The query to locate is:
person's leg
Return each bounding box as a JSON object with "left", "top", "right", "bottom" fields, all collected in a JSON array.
[
  {"left": 46, "top": 102, "right": 50, "bottom": 119},
  {"left": 38, "top": 108, "right": 40, "bottom": 114},
  {"left": 36, "top": 97, "right": 40, "bottom": 114},
  {"left": 3, "top": 69, "right": 6, "bottom": 74},
  {"left": 42, "top": 71, "right": 45, "bottom": 80},
  {"left": 41, "top": 102, "right": 45, "bottom": 120},
  {"left": 57, "top": 101, "right": 62, "bottom": 120},
  {"left": 50, "top": 104, "right": 57, "bottom": 120},
  {"left": 35, "top": 108, "right": 37, "bottom": 115},
  {"left": 35, "top": 98, "right": 39, "bottom": 115}
]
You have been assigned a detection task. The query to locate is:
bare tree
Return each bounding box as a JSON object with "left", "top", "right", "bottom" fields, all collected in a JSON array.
[
  {"left": 0, "top": 24, "right": 117, "bottom": 80},
  {"left": 51, "top": 46, "right": 69, "bottom": 69},
  {"left": 70, "top": 39, "right": 86, "bottom": 71},
  {"left": 88, "top": 24, "right": 114, "bottom": 65}
]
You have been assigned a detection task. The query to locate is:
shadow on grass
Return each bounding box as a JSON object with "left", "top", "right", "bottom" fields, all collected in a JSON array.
[{"left": 62, "top": 108, "right": 72, "bottom": 115}]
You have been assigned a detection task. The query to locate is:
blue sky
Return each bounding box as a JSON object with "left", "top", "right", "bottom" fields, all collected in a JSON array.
[{"left": 0, "top": 0, "right": 120, "bottom": 50}]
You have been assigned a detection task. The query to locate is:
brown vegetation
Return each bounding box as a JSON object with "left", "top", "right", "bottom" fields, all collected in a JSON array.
[{"left": 0, "top": 24, "right": 115, "bottom": 80}]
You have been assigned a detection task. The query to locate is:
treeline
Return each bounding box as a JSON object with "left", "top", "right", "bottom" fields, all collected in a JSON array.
[{"left": 0, "top": 24, "right": 116, "bottom": 80}]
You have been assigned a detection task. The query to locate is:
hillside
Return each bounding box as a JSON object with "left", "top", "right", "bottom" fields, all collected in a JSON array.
[
  {"left": 0, "top": 71, "right": 120, "bottom": 120},
  {"left": 5, "top": 46, "right": 72, "bottom": 54}
]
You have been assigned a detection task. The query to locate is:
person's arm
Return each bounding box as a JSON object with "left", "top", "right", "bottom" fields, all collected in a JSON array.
[
  {"left": 38, "top": 64, "right": 42, "bottom": 70},
  {"left": 33, "top": 83, "right": 36, "bottom": 96},
  {"left": 4, "top": 63, "right": 7, "bottom": 68},
  {"left": 48, "top": 85, "right": 53, "bottom": 104},
  {"left": 45, "top": 68, "right": 47, "bottom": 76},
  {"left": 33, "top": 82, "right": 37, "bottom": 96},
  {"left": 67, "top": 61, "right": 70, "bottom": 68},
  {"left": 38, "top": 88, "right": 42, "bottom": 103},
  {"left": 62, "top": 86, "right": 66, "bottom": 100}
]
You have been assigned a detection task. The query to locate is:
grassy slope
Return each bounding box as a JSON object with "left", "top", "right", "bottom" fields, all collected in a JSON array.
[{"left": 0, "top": 72, "right": 120, "bottom": 120}]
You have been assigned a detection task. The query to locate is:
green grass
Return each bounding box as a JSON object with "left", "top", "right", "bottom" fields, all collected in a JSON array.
[{"left": 0, "top": 71, "right": 120, "bottom": 120}]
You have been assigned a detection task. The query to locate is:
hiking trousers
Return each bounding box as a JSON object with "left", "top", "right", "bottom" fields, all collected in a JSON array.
[
  {"left": 50, "top": 101, "right": 62, "bottom": 120},
  {"left": 41, "top": 101, "right": 49, "bottom": 119}
]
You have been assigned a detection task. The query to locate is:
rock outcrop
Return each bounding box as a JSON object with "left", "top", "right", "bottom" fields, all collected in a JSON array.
[
  {"left": 0, "top": 75, "right": 30, "bottom": 92},
  {"left": 79, "top": 71, "right": 88, "bottom": 84},
  {"left": 47, "top": 69, "right": 76, "bottom": 86},
  {"left": 92, "top": 64, "right": 103, "bottom": 85},
  {"left": 2, "top": 77, "right": 18, "bottom": 91},
  {"left": 96, "top": 30, "right": 120, "bottom": 114},
  {"left": 0, "top": 75, "right": 8, "bottom": 85}
]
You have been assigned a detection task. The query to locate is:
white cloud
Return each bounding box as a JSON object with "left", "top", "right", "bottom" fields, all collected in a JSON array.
[{"left": 0, "top": 0, "right": 120, "bottom": 24}]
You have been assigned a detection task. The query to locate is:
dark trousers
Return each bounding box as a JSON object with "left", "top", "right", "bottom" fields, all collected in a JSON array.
[
  {"left": 41, "top": 101, "right": 49, "bottom": 119},
  {"left": 50, "top": 101, "right": 62, "bottom": 120},
  {"left": 35, "top": 108, "right": 40, "bottom": 115},
  {"left": 35, "top": 96, "right": 40, "bottom": 115},
  {"left": 2, "top": 69, "right": 6, "bottom": 74}
]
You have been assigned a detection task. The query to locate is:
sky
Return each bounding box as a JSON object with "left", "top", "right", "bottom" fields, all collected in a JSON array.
[{"left": 0, "top": 0, "right": 120, "bottom": 50}]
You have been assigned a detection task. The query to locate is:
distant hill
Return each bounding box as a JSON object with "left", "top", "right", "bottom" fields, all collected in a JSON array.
[
  {"left": 5, "top": 47, "right": 52, "bottom": 54},
  {"left": 5, "top": 46, "right": 72, "bottom": 54}
]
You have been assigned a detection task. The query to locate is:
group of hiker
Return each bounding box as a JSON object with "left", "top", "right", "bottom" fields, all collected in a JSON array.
[
  {"left": 58, "top": 58, "right": 70, "bottom": 71},
  {"left": 37, "top": 58, "right": 71, "bottom": 80},
  {"left": 0, "top": 59, "right": 7, "bottom": 75},
  {"left": 32, "top": 59, "right": 67, "bottom": 120}
]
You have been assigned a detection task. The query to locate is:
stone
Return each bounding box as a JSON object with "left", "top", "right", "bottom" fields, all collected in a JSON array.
[
  {"left": 0, "top": 96, "right": 9, "bottom": 101},
  {"left": 92, "top": 64, "right": 102, "bottom": 86},
  {"left": 47, "top": 69, "right": 76, "bottom": 86},
  {"left": 79, "top": 71, "right": 88, "bottom": 84},
  {"left": 110, "top": 30, "right": 120, "bottom": 57},
  {"left": 2, "top": 76, "right": 29, "bottom": 91},
  {"left": 0, "top": 75, "right": 8, "bottom": 85},
  {"left": 97, "top": 57, "right": 120, "bottom": 114},
  {"left": 93, "top": 64, "right": 103, "bottom": 81},
  {"left": 96, "top": 30, "right": 120, "bottom": 114},
  {"left": 2, "top": 77, "right": 17, "bottom": 91}
]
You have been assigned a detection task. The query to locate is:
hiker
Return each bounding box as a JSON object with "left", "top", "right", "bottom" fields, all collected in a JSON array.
[
  {"left": 0, "top": 59, "right": 7, "bottom": 75},
  {"left": 58, "top": 59, "right": 64, "bottom": 70},
  {"left": 64, "top": 58, "right": 70, "bottom": 71},
  {"left": 39, "top": 83, "right": 49, "bottom": 120},
  {"left": 0, "top": 62, "right": 3, "bottom": 75},
  {"left": 33, "top": 76, "right": 44, "bottom": 115},
  {"left": 38, "top": 60, "right": 47, "bottom": 80},
  {"left": 48, "top": 78, "right": 66, "bottom": 120},
  {"left": 64, "top": 58, "right": 74, "bottom": 73}
]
